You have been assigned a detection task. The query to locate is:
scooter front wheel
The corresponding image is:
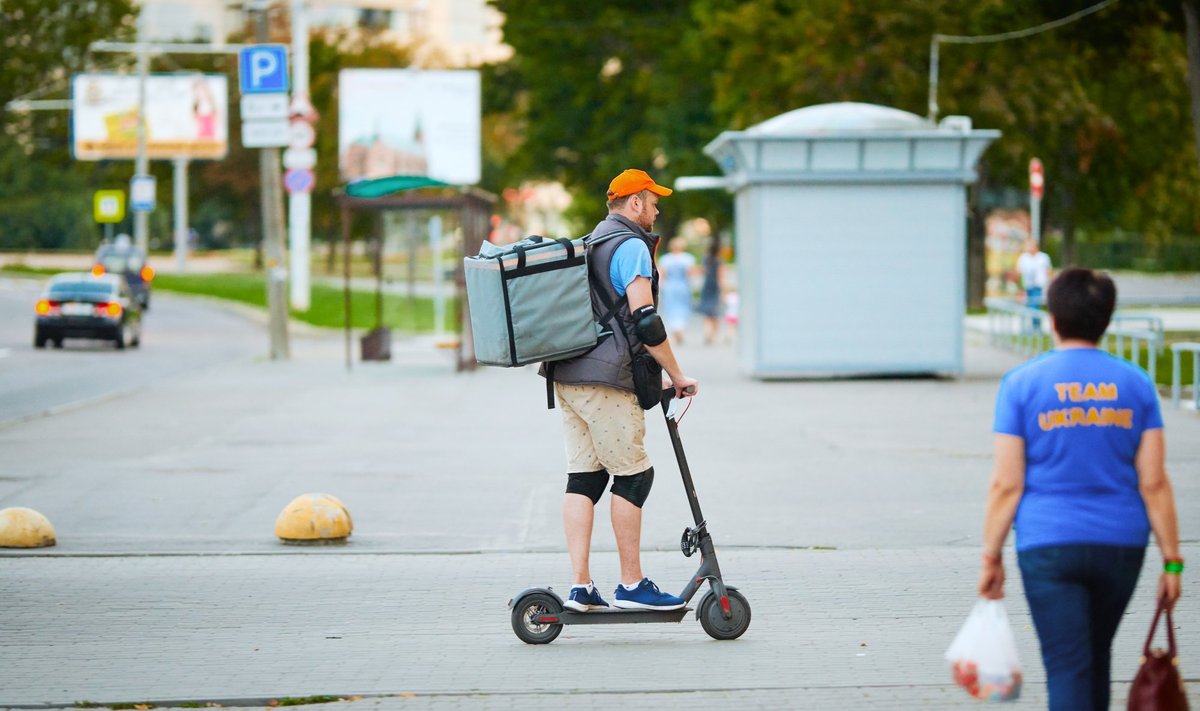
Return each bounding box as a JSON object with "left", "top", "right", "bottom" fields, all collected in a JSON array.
[
  {"left": 511, "top": 592, "right": 563, "bottom": 644},
  {"left": 698, "top": 589, "right": 751, "bottom": 640}
]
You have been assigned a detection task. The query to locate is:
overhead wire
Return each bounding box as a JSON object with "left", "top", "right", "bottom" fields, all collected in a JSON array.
[
  {"left": 4, "top": 55, "right": 130, "bottom": 110},
  {"left": 934, "top": 0, "right": 1120, "bottom": 45},
  {"left": 927, "top": 0, "right": 1121, "bottom": 120}
]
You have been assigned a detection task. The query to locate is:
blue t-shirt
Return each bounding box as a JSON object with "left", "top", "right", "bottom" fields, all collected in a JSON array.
[
  {"left": 609, "top": 238, "right": 652, "bottom": 296},
  {"left": 994, "top": 348, "right": 1163, "bottom": 551}
]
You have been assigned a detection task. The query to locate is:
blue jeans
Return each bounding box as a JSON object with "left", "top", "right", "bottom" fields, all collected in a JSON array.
[
  {"left": 1018, "top": 545, "right": 1145, "bottom": 711},
  {"left": 1026, "top": 286, "right": 1044, "bottom": 331}
]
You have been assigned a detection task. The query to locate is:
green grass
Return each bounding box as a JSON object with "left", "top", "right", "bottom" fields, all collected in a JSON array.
[
  {"left": 2, "top": 264, "right": 453, "bottom": 332},
  {"left": 272, "top": 696, "right": 344, "bottom": 707},
  {"left": 149, "top": 272, "right": 446, "bottom": 331},
  {"left": 2, "top": 264, "right": 65, "bottom": 277},
  {"left": 1110, "top": 332, "right": 1200, "bottom": 389}
]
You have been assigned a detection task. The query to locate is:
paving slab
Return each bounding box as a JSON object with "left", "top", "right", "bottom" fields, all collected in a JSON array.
[
  {"left": 2, "top": 548, "right": 1194, "bottom": 709},
  {"left": 1, "top": 313, "right": 1196, "bottom": 709}
]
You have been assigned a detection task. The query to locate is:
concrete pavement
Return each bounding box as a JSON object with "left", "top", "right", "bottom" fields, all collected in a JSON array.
[{"left": 1, "top": 309, "right": 1197, "bottom": 709}]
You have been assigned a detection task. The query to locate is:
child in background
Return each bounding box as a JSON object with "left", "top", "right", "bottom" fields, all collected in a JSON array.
[{"left": 722, "top": 290, "right": 738, "bottom": 343}]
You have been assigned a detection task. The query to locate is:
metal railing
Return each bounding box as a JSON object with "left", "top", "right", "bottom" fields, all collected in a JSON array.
[
  {"left": 984, "top": 298, "right": 1165, "bottom": 381},
  {"left": 1104, "top": 314, "right": 1165, "bottom": 384},
  {"left": 984, "top": 297, "right": 1050, "bottom": 356},
  {"left": 1171, "top": 343, "right": 1200, "bottom": 409}
]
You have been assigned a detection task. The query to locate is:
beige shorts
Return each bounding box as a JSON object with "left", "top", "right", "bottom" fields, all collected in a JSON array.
[{"left": 555, "top": 382, "right": 651, "bottom": 477}]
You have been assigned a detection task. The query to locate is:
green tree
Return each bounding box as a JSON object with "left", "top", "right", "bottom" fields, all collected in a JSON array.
[
  {"left": 484, "top": 1, "right": 730, "bottom": 235},
  {"left": 692, "top": 0, "right": 1199, "bottom": 261},
  {"left": 0, "top": 0, "right": 139, "bottom": 249}
]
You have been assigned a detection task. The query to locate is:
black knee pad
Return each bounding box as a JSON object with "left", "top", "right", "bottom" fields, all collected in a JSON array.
[
  {"left": 610, "top": 467, "right": 654, "bottom": 508},
  {"left": 566, "top": 469, "right": 609, "bottom": 505}
]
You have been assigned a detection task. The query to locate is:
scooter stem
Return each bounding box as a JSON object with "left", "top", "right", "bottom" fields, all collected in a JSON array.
[{"left": 660, "top": 389, "right": 706, "bottom": 526}]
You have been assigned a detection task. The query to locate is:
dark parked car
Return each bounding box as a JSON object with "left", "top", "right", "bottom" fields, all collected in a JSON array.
[
  {"left": 94, "top": 238, "right": 153, "bottom": 310},
  {"left": 34, "top": 273, "right": 142, "bottom": 349}
]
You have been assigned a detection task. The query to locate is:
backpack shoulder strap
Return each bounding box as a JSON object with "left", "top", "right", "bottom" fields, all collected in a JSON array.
[
  {"left": 589, "top": 230, "right": 639, "bottom": 326},
  {"left": 546, "top": 230, "right": 640, "bottom": 410}
]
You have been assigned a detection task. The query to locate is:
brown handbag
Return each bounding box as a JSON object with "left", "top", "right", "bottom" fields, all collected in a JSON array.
[{"left": 1128, "top": 598, "right": 1189, "bottom": 711}]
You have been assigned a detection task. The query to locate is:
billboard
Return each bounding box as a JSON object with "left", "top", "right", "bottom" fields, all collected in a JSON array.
[
  {"left": 72, "top": 74, "right": 229, "bottom": 160},
  {"left": 338, "top": 69, "right": 480, "bottom": 185}
]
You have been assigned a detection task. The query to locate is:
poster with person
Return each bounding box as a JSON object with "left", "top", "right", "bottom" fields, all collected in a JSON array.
[{"left": 71, "top": 74, "right": 228, "bottom": 160}]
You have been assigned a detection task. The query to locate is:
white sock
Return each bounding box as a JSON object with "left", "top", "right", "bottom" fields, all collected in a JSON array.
[
  {"left": 621, "top": 581, "right": 641, "bottom": 591},
  {"left": 571, "top": 581, "right": 594, "bottom": 593}
]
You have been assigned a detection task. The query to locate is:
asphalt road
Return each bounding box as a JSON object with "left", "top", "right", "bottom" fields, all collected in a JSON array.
[{"left": 0, "top": 276, "right": 264, "bottom": 426}]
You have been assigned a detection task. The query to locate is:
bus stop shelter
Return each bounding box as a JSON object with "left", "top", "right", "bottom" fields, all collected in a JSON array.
[{"left": 334, "top": 176, "right": 495, "bottom": 371}]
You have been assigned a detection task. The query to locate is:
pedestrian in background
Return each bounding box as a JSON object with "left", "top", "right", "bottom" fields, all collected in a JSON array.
[
  {"left": 723, "top": 289, "right": 739, "bottom": 342},
  {"left": 657, "top": 236, "right": 695, "bottom": 345},
  {"left": 696, "top": 235, "right": 725, "bottom": 345},
  {"left": 977, "top": 267, "right": 1182, "bottom": 711},
  {"left": 1017, "top": 238, "right": 1052, "bottom": 330}
]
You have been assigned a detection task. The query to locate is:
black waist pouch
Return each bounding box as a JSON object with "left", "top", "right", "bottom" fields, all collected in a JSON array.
[{"left": 630, "top": 351, "right": 663, "bottom": 410}]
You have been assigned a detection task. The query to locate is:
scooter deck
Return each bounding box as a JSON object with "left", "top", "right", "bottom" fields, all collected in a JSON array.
[{"left": 556, "top": 607, "right": 691, "bottom": 625}]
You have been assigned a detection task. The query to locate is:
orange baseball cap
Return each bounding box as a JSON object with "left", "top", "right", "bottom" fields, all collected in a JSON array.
[{"left": 607, "top": 169, "right": 673, "bottom": 199}]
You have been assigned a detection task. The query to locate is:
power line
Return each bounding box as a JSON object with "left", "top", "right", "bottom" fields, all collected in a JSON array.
[
  {"left": 928, "top": 0, "right": 1121, "bottom": 121},
  {"left": 934, "top": 0, "right": 1119, "bottom": 45},
  {"left": 4, "top": 56, "right": 131, "bottom": 111}
]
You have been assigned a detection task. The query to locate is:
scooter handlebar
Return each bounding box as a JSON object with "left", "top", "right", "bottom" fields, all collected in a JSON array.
[{"left": 659, "top": 385, "right": 697, "bottom": 410}]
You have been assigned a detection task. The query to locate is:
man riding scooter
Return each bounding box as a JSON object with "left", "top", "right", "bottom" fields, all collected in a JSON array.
[{"left": 546, "top": 169, "right": 699, "bottom": 612}]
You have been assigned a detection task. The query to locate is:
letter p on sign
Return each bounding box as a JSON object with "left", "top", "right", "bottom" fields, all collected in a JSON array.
[{"left": 239, "top": 45, "right": 289, "bottom": 94}]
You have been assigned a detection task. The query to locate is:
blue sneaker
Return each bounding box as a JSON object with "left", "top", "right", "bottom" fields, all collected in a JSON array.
[
  {"left": 612, "top": 578, "right": 685, "bottom": 610},
  {"left": 563, "top": 584, "right": 610, "bottom": 612}
]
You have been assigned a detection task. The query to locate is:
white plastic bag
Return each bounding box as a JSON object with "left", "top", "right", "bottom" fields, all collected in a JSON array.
[{"left": 944, "top": 599, "right": 1023, "bottom": 702}]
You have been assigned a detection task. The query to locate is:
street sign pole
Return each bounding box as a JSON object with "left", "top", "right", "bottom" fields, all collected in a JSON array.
[
  {"left": 94, "top": 190, "right": 126, "bottom": 245},
  {"left": 173, "top": 158, "right": 189, "bottom": 273},
  {"left": 133, "top": 46, "right": 151, "bottom": 254},
  {"left": 247, "top": 10, "right": 290, "bottom": 360},
  {"left": 1029, "top": 157, "right": 1044, "bottom": 246},
  {"left": 288, "top": 0, "right": 313, "bottom": 312}
]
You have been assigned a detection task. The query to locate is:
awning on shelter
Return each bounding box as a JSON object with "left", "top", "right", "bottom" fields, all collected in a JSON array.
[{"left": 344, "top": 175, "right": 450, "bottom": 199}]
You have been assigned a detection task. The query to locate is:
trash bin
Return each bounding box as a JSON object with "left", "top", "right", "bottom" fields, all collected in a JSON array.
[{"left": 360, "top": 326, "right": 391, "bottom": 361}]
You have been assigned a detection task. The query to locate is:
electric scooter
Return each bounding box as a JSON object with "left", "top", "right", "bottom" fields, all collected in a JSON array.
[{"left": 508, "top": 387, "right": 751, "bottom": 644}]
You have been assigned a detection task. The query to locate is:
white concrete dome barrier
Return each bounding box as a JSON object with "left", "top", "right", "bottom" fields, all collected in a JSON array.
[
  {"left": 0, "top": 507, "right": 57, "bottom": 548},
  {"left": 274, "top": 493, "right": 353, "bottom": 544}
]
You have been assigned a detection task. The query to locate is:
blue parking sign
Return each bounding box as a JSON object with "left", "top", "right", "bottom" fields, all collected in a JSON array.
[{"left": 239, "top": 45, "right": 289, "bottom": 94}]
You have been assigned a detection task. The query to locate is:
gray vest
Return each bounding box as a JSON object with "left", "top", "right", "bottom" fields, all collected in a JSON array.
[{"left": 548, "top": 215, "right": 660, "bottom": 393}]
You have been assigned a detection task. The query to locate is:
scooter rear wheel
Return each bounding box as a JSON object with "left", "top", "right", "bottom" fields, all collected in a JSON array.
[
  {"left": 698, "top": 589, "right": 751, "bottom": 640},
  {"left": 511, "top": 592, "right": 563, "bottom": 645}
]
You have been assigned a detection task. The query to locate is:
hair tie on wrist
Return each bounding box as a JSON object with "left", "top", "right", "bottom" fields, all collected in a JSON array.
[{"left": 1164, "top": 560, "right": 1184, "bottom": 574}]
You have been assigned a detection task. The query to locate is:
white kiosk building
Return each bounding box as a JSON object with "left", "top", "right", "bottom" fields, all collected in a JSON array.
[{"left": 698, "top": 102, "right": 999, "bottom": 378}]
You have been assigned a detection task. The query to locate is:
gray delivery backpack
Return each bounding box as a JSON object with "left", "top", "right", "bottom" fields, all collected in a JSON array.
[{"left": 463, "top": 231, "right": 635, "bottom": 399}]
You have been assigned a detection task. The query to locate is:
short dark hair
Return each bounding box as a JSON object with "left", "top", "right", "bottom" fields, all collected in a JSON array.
[{"left": 1046, "top": 267, "right": 1116, "bottom": 343}]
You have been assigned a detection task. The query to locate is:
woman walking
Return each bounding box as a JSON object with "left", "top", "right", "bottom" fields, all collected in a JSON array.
[
  {"left": 977, "top": 267, "right": 1182, "bottom": 711},
  {"left": 657, "top": 237, "right": 696, "bottom": 345},
  {"left": 696, "top": 236, "right": 725, "bottom": 345}
]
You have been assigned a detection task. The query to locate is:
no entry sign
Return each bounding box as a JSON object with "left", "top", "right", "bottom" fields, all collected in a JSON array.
[{"left": 1029, "top": 158, "right": 1044, "bottom": 200}]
